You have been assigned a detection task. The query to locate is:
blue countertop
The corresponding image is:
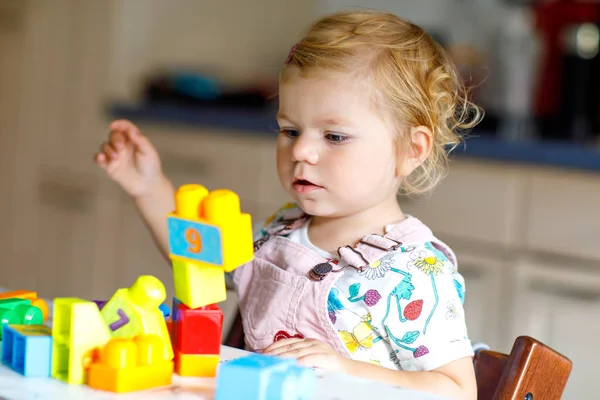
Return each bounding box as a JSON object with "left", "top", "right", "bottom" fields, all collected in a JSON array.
[{"left": 109, "top": 103, "right": 600, "bottom": 172}]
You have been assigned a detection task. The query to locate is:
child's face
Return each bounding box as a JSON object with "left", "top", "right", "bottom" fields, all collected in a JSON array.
[{"left": 276, "top": 74, "right": 402, "bottom": 218}]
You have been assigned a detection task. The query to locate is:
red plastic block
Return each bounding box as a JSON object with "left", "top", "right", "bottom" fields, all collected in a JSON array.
[{"left": 172, "top": 303, "right": 223, "bottom": 355}]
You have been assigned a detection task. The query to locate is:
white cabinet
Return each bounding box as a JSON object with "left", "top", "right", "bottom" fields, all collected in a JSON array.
[
  {"left": 452, "top": 248, "right": 511, "bottom": 353},
  {"left": 525, "top": 170, "right": 600, "bottom": 261},
  {"left": 510, "top": 259, "right": 600, "bottom": 399},
  {"left": 399, "top": 160, "right": 528, "bottom": 247}
]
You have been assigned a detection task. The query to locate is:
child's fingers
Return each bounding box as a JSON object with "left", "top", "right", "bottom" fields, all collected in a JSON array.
[
  {"left": 109, "top": 119, "right": 138, "bottom": 133},
  {"left": 101, "top": 142, "right": 118, "bottom": 159},
  {"left": 263, "top": 338, "right": 310, "bottom": 355},
  {"left": 109, "top": 119, "right": 154, "bottom": 156},
  {"left": 94, "top": 152, "right": 108, "bottom": 168},
  {"left": 127, "top": 129, "right": 154, "bottom": 156},
  {"left": 108, "top": 130, "right": 127, "bottom": 148}
]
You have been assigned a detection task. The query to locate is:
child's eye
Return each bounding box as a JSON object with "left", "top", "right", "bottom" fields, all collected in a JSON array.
[
  {"left": 325, "top": 133, "right": 348, "bottom": 143},
  {"left": 279, "top": 129, "right": 300, "bottom": 138}
]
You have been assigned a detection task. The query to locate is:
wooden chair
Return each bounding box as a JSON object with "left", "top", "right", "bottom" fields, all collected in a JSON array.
[
  {"left": 224, "top": 311, "right": 573, "bottom": 399},
  {"left": 474, "top": 336, "right": 572, "bottom": 400}
]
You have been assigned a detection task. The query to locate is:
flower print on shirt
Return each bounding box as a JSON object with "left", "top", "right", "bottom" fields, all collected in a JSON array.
[
  {"left": 347, "top": 283, "right": 382, "bottom": 306},
  {"left": 446, "top": 299, "right": 459, "bottom": 320},
  {"left": 358, "top": 254, "right": 394, "bottom": 280},
  {"left": 407, "top": 248, "right": 445, "bottom": 334}
]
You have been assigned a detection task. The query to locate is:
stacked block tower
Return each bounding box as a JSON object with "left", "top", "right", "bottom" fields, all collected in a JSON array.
[{"left": 167, "top": 184, "right": 253, "bottom": 376}]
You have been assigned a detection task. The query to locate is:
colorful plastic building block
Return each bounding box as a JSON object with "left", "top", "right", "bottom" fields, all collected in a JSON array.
[
  {"left": 174, "top": 352, "right": 219, "bottom": 377},
  {"left": 172, "top": 302, "right": 223, "bottom": 355},
  {"left": 215, "top": 354, "right": 317, "bottom": 400},
  {"left": 0, "top": 298, "right": 43, "bottom": 338},
  {"left": 99, "top": 275, "right": 173, "bottom": 362},
  {"left": 167, "top": 185, "right": 253, "bottom": 308},
  {"left": 0, "top": 290, "right": 49, "bottom": 322},
  {"left": 87, "top": 335, "right": 173, "bottom": 393},
  {"left": 171, "top": 302, "right": 223, "bottom": 377},
  {"left": 2, "top": 324, "right": 52, "bottom": 377},
  {"left": 172, "top": 259, "right": 226, "bottom": 311},
  {"left": 51, "top": 298, "right": 111, "bottom": 384}
]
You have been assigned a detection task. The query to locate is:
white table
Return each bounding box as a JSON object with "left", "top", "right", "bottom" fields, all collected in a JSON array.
[{"left": 0, "top": 345, "right": 451, "bottom": 400}]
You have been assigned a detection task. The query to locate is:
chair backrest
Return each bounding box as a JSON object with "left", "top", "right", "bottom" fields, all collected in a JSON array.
[{"left": 473, "top": 336, "right": 572, "bottom": 400}]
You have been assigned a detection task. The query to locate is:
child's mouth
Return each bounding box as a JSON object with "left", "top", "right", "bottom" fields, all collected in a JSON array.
[{"left": 293, "top": 179, "right": 323, "bottom": 193}]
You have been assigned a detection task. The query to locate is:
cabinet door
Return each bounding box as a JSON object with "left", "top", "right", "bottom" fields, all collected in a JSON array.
[
  {"left": 0, "top": 0, "right": 26, "bottom": 289},
  {"left": 454, "top": 249, "right": 509, "bottom": 352},
  {"left": 526, "top": 170, "right": 600, "bottom": 262},
  {"left": 399, "top": 160, "right": 526, "bottom": 247},
  {"left": 511, "top": 259, "right": 600, "bottom": 398},
  {"left": 0, "top": 1, "right": 115, "bottom": 298}
]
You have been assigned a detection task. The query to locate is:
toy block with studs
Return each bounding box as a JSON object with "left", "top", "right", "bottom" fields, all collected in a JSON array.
[
  {"left": 51, "top": 298, "right": 111, "bottom": 384},
  {"left": 0, "top": 290, "right": 49, "bottom": 322},
  {"left": 86, "top": 334, "right": 173, "bottom": 393},
  {"left": 171, "top": 302, "right": 223, "bottom": 377},
  {"left": 172, "top": 302, "right": 223, "bottom": 355},
  {"left": 167, "top": 184, "right": 253, "bottom": 309},
  {"left": 215, "top": 354, "right": 317, "bottom": 400},
  {"left": 0, "top": 298, "right": 44, "bottom": 338},
  {"left": 2, "top": 324, "right": 52, "bottom": 377},
  {"left": 99, "top": 275, "right": 173, "bottom": 362}
]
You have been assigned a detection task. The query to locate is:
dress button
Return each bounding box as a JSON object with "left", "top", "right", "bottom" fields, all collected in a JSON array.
[{"left": 309, "top": 262, "right": 333, "bottom": 281}]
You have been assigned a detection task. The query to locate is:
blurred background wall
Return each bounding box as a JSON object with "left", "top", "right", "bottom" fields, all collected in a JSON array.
[{"left": 0, "top": 1, "right": 599, "bottom": 397}]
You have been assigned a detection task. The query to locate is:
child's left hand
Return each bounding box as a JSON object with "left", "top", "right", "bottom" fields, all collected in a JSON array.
[{"left": 262, "top": 338, "right": 350, "bottom": 372}]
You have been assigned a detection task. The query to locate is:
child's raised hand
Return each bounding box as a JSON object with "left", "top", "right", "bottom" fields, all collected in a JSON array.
[
  {"left": 262, "top": 338, "right": 351, "bottom": 372},
  {"left": 94, "top": 119, "right": 163, "bottom": 198}
]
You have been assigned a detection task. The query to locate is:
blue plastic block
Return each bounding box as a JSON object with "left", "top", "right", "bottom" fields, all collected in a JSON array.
[
  {"left": 2, "top": 324, "right": 52, "bottom": 377},
  {"left": 159, "top": 303, "right": 170, "bottom": 319},
  {"left": 168, "top": 216, "right": 223, "bottom": 265},
  {"left": 215, "top": 354, "right": 317, "bottom": 400}
]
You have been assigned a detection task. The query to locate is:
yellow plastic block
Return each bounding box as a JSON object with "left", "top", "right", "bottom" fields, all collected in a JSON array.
[
  {"left": 174, "top": 352, "right": 219, "bottom": 377},
  {"left": 100, "top": 275, "right": 173, "bottom": 362},
  {"left": 0, "top": 290, "right": 49, "bottom": 322},
  {"left": 51, "top": 298, "right": 111, "bottom": 384},
  {"left": 87, "top": 335, "right": 173, "bottom": 393},
  {"left": 172, "top": 259, "right": 226, "bottom": 309},
  {"left": 169, "top": 184, "right": 254, "bottom": 273}
]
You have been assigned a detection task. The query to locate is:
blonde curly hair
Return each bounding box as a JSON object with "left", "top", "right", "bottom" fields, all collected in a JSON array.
[{"left": 280, "top": 10, "right": 483, "bottom": 195}]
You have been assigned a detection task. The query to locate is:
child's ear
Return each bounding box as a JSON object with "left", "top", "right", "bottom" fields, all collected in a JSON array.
[{"left": 396, "top": 126, "right": 433, "bottom": 177}]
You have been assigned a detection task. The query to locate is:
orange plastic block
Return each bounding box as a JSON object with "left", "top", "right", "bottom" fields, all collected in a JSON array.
[
  {"left": 51, "top": 298, "right": 111, "bottom": 384},
  {"left": 100, "top": 275, "right": 173, "bottom": 362},
  {"left": 174, "top": 351, "right": 219, "bottom": 377},
  {"left": 0, "top": 290, "right": 49, "bottom": 322},
  {"left": 168, "top": 184, "right": 254, "bottom": 273},
  {"left": 87, "top": 335, "right": 173, "bottom": 393}
]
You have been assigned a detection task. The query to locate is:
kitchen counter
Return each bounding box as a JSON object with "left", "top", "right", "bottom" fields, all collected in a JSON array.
[{"left": 109, "top": 102, "right": 600, "bottom": 172}]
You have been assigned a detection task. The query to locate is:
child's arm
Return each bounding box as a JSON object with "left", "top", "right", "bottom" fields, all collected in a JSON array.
[
  {"left": 344, "top": 356, "right": 476, "bottom": 399},
  {"left": 264, "top": 339, "right": 475, "bottom": 399},
  {"left": 95, "top": 119, "right": 175, "bottom": 260}
]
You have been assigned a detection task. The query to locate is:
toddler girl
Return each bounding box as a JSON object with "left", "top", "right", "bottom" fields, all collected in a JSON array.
[{"left": 95, "top": 10, "right": 482, "bottom": 399}]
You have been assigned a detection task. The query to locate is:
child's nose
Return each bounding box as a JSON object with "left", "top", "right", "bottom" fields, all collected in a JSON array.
[{"left": 291, "top": 135, "right": 319, "bottom": 164}]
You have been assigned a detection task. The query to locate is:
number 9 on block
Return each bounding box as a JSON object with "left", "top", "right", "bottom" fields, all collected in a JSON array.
[{"left": 167, "top": 217, "right": 223, "bottom": 265}]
